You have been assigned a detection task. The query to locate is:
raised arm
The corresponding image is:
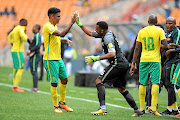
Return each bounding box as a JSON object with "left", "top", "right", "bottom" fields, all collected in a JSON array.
[
  {"left": 75, "top": 11, "right": 93, "bottom": 36},
  {"left": 52, "top": 13, "right": 78, "bottom": 37},
  {"left": 52, "top": 23, "right": 73, "bottom": 37},
  {"left": 79, "top": 25, "right": 93, "bottom": 36}
]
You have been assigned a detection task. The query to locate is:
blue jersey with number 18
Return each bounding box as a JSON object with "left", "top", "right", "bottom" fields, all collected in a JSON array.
[{"left": 136, "top": 25, "right": 166, "bottom": 62}]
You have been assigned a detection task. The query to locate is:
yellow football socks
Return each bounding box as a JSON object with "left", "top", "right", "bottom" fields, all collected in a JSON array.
[
  {"left": 172, "top": 102, "right": 178, "bottom": 110},
  {"left": 13, "top": 68, "right": 24, "bottom": 88},
  {"left": 60, "top": 83, "right": 67, "bottom": 102},
  {"left": 177, "top": 89, "right": 180, "bottom": 99},
  {"left": 51, "top": 86, "right": 58, "bottom": 107},
  {"left": 13, "top": 69, "right": 17, "bottom": 86},
  {"left": 151, "top": 84, "right": 159, "bottom": 111},
  {"left": 139, "top": 85, "right": 146, "bottom": 111}
]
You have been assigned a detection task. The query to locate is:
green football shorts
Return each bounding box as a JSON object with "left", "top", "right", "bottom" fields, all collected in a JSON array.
[
  {"left": 11, "top": 52, "right": 24, "bottom": 69},
  {"left": 43, "top": 59, "right": 67, "bottom": 83},
  {"left": 139, "top": 62, "right": 161, "bottom": 86},
  {"left": 172, "top": 63, "right": 180, "bottom": 87}
]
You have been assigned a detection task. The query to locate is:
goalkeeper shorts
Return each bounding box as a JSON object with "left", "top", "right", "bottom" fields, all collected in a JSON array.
[{"left": 98, "top": 64, "right": 128, "bottom": 89}]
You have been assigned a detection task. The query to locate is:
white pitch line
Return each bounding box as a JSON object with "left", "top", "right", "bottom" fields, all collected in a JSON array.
[
  {"left": 0, "top": 83, "right": 131, "bottom": 110},
  {"left": 0, "top": 83, "right": 179, "bottom": 119},
  {"left": 114, "top": 98, "right": 124, "bottom": 101}
]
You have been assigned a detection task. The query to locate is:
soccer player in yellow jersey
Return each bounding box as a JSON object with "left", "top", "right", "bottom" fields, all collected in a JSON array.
[
  {"left": 8, "top": 19, "right": 28, "bottom": 92},
  {"left": 43, "top": 7, "right": 77, "bottom": 113},
  {"left": 130, "top": 14, "right": 168, "bottom": 116}
]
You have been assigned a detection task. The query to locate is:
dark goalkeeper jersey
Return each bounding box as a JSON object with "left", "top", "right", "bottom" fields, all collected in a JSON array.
[{"left": 92, "top": 30, "right": 128, "bottom": 67}]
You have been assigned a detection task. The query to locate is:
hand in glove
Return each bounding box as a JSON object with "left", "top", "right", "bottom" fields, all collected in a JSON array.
[{"left": 85, "top": 56, "right": 100, "bottom": 64}]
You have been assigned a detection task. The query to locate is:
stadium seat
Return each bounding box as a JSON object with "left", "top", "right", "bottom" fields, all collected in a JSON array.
[{"left": 0, "top": 0, "right": 119, "bottom": 49}]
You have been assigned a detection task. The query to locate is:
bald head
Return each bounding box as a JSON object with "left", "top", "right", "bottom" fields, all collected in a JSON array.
[
  {"left": 148, "top": 14, "right": 157, "bottom": 25},
  {"left": 166, "top": 17, "right": 176, "bottom": 24},
  {"left": 166, "top": 17, "right": 176, "bottom": 32}
]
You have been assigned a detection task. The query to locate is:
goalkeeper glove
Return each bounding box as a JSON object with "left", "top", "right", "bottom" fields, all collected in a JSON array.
[
  {"left": 85, "top": 56, "right": 100, "bottom": 64},
  {"left": 76, "top": 17, "right": 82, "bottom": 27},
  {"left": 75, "top": 11, "right": 82, "bottom": 27}
]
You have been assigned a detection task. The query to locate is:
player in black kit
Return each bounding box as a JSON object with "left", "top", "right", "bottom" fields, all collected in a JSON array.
[{"left": 76, "top": 13, "right": 143, "bottom": 117}]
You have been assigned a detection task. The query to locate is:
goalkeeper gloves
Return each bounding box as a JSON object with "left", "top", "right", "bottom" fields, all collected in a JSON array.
[
  {"left": 85, "top": 56, "right": 100, "bottom": 64},
  {"left": 75, "top": 11, "right": 82, "bottom": 27},
  {"left": 77, "top": 17, "right": 82, "bottom": 27}
]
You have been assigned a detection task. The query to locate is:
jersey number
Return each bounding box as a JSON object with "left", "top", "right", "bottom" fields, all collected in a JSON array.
[{"left": 142, "top": 37, "right": 154, "bottom": 51}]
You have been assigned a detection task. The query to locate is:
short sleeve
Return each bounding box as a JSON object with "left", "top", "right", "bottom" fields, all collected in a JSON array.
[
  {"left": 136, "top": 30, "right": 142, "bottom": 42},
  {"left": 104, "top": 34, "right": 115, "bottom": 52},
  {"left": 19, "top": 28, "right": 28, "bottom": 41},
  {"left": 45, "top": 24, "right": 56, "bottom": 35},
  {"left": 92, "top": 31, "right": 101, "bottom": 38},
  {"left": 159, "top": 29, "right": 166, "bottom": 41}
]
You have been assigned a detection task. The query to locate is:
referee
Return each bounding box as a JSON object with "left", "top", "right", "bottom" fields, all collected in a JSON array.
[{"left": 26, "top": 24, "right": 41, "bottom": 92}]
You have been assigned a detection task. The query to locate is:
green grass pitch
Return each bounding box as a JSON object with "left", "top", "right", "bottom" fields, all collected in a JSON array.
[{"left": 0, "top": 66, "right": 179, "bottom": 120}]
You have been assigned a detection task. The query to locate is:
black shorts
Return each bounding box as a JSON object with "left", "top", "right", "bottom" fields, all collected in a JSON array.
[{"left": 98, "top": 64, "right": 128, "bottom": 89}]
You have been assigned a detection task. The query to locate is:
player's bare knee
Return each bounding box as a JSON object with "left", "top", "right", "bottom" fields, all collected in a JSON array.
[
  {"left": 153, "top": 83, "right": 159, "bottom": 85},
  {"left": 176, "top": 85, "right": 180, "bottom": 90},
  {"left": 139, "top": 83, "right": 143, "bottom": 85},
  {"left": 61, "top": 78, "right": 68, "bottom": 84},
  {"left": 95, "top": 79, "right": 102, "bottom": 85},
  {"left": 51, "top": 83, "right": 58, "bottom": 87},
  {"left": 118, "top": 88, "right": 126, "bottom": 93}
]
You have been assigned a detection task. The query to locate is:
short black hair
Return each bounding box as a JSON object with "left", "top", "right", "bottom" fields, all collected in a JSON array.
[
  {"left": 35, "top": 24, "right": 41, "bottom": 31},
  {"left": 96, "top": 21, "right": 108, "bottom": 30},
  {"left": 48, "top": 7, "right": 61, "bottom": 16},
  {"left": 20, "top": 18, "right": 27, "bottom": 23},
  {"left": 155, "top": 24, "right": 164, "bottom": 30}
]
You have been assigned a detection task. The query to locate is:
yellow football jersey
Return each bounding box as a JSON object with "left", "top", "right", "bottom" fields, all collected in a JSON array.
[
  {"left": 8, "top": 25, "right": 28, "bottom": 52},
  {"left": 136, "top": 25, "right": 166, "bottom": 62},
  {"left": 43, "top": 22, "right": 61, "bottom": 60}
]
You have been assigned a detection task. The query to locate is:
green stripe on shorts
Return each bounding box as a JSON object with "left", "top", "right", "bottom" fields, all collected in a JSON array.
[
  {"left": 11, "top": 52, "right": 24, "bottom": 69},
  {"left": 43, "top": 59, "right": 67, "bottom": 83},
  {"left": 33, "top": 54, "right": 36, "bottom": 72},
  {"left": 172, "top": 63, "right": 180, "bottom": 87}
]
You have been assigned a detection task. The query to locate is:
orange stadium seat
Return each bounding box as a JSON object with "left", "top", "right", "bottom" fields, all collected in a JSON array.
[
  {"left": 0, "top": 0, "right": 118, "bottom": 49},
  {"left": 157, "top": 14, "right": 165, "bottom": 24},
  {"left": 170, "top": 8, "right": 180, "bottom": 26}
]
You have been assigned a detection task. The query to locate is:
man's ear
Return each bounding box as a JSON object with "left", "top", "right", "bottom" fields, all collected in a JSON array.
[
  {"left": 49, "top": 14, "right": 54, "bottom": 19},
  {"left": 52, "top": 14, "right": 54, "bottom": 18},
  {"left": 101, "top": 29, "right": 104, "bottom": 34}
]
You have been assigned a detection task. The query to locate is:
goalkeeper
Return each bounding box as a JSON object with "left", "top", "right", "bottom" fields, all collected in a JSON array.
[{"left": 76, "top": 12, "right": 143, "bottom": 116}]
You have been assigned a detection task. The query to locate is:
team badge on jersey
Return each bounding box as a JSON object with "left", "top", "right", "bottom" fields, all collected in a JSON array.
[
  {"left": 52, "top": 77, "right": 55, "bottom": 81},
  {"left": 20, "top": 29, "right": 24, "bottom": 33},
  {"left": 108, "top": 43, "right": 113, "bottom": 48},
  {"left": 48, "top": 26, "right": 53, "bottom": 31}
]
